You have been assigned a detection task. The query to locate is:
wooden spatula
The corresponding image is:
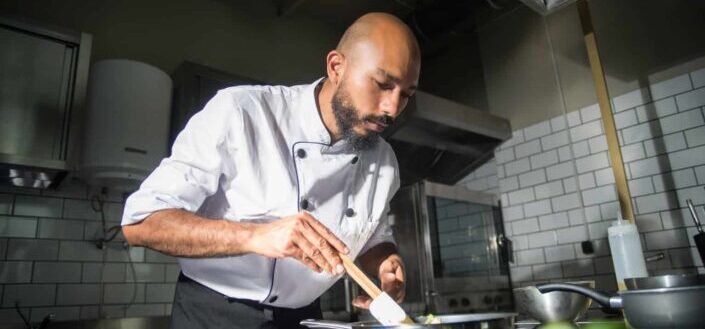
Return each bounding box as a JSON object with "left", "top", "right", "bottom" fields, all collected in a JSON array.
[{"left": 339, "top": 254, "right": 414, "bottom": 325}]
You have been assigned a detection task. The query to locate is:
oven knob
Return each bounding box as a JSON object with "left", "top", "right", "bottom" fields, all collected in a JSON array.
[
  {"left": 461, "top": 298, "right": 470, "bottom": 307},
  {"left": 448, "top": 298, "right": 458, "bottom": 308},
  {"left": 483, "top": 296, "right": 492, "bottom": 304},
  {"left": 494, "top": 295, "right": 503, "bottom": 304}
]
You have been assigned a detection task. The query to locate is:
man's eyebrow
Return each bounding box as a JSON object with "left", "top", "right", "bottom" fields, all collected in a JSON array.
[
  {"left": 376, "top": 68, "right": 400, "bottom": 82},
  {"left": 376, "top": 68, "right": 417, "bottom": 91}
]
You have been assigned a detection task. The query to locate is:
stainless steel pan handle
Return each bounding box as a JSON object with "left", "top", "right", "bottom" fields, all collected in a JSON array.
[
  {"left": 300, "top": 319, "right": 353, "bottom": 329},
  {"left": 686, "top": 199, "right": 704, "bottom": 233},
  {"left": 536, "top": 283, "right": 623, "bottom": 309}
]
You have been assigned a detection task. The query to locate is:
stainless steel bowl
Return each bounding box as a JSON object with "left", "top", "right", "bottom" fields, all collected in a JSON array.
[{"left": 513, "top": 281, "right": 594, "bottom": 323}]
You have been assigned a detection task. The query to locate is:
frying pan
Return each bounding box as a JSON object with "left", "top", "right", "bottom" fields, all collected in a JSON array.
[
  {"left": 624, "top": 273, "right": 705, "bottom": 290},
  {"left": 536, "top": 279, "right": 705, "bottom": 328},
  {"left": 300, "top": 312, "right": 517, "bottom": 329}
]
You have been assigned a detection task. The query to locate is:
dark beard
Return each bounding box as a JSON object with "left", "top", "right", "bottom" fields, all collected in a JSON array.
[{"left": 331, "top": 87, "right": 391, "bottom": 151}]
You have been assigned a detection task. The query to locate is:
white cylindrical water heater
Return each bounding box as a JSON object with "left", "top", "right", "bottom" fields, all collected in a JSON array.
[{"left": 80, "top": 59, "right": 172, "bottom": 191}]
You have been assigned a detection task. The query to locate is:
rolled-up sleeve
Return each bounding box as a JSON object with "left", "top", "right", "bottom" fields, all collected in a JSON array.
[{"left": 122, "top": 91, "right": 239, "bottom": 226}]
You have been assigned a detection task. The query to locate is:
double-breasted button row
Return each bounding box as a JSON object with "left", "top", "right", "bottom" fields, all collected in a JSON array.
[
  {"left": 300, "top": 199, "right": 310, "bottom": 210},
  {"left": 296, "top": 149, "right": 307, "bottom": 159},
  {"left": 295, "top": 149, "right": 358, "bottom": 164},
  {"left": 296, "top": 148, "right": 357, "bottom": 216},
  {"left": 300, "top": 199, "right": 354, "bottom": 218}
]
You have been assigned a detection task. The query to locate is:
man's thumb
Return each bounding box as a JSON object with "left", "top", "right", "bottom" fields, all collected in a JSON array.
[
  {"left": 352, "top": 296, "right": 372, "bottom": 309},
  {"left": 381, "top": 272, "right": 396, "bottom": 282}
]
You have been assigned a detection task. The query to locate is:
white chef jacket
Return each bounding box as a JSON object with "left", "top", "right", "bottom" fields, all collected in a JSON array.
[{"left": 122, "top": 78, "right": 400, "bottom": 308}]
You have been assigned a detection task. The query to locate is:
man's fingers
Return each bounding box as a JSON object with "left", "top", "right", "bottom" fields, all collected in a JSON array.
[
  {"left": 379, "top": 257, "right": 405, "bottom": 283},
  {"left": 379, "top": 256, "right": 402, "bottom": 271},
  {"left": 292, "top": 233, "right": 331, "bottom": 273},
  {"left": 297, "top": 220, "right": 343, "bottom": 275},
  {"left": 395, "top": 264, "right": 405, "bottom": 282},
  {"left": 394, "top": 291, "right": 406, "bottom": 303},
  {"left": 381, "top": 273, "right": 404, "bottom": 294},
  {"left": 300, "top": 212, "right": 349, "bottom": 254},
  {"left": 379, "top": 257, "right": 406, "bottom": 303},
  {"left": 381, "top": 272, "right": 397, "bottom": 283},
  {"left": 297, "top": 251, "right": 322, "bottom": 273}
]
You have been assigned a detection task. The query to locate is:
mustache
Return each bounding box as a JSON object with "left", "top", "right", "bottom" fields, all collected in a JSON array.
[{"left": 364, "top": 115, "right": 394, "bottom": 126}]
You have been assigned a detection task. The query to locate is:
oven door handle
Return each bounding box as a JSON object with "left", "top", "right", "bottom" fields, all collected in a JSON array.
[{"left": 496, "top": 234, "right": 514, "bottom": 264}]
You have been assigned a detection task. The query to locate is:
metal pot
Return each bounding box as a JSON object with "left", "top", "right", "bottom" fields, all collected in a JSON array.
[
  {"left": 537, "top": 279, "right": 705, "bottom": 328},
  {"left": 300, "top": 312, "right": 517, "bottom": 329},
  {"left": 513, "top": 281, "right": 593, "bottom": 323}
]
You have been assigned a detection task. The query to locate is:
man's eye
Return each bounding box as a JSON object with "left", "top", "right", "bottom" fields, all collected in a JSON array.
[{"left": 376, "top": 81, "right": 393, "bottom": 90}]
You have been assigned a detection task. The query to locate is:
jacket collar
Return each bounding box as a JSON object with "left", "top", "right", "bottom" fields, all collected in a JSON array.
[{"left": 297, "top": 78, "right": 331, "bottom": 145}]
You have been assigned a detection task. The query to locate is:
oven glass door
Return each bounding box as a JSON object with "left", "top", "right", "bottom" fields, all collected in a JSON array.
[{"left": 423, "top": 188, "right": 513, "bottom": 314}]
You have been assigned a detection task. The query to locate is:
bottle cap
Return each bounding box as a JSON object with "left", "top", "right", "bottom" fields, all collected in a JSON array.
[{"left": 613, "top": 211, "right": 628, "bottom": 226}]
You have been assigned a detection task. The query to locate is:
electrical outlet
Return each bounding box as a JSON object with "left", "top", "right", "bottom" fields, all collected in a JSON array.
[{"left": 581, "top": 240, "right": 594, "bottom": 254}]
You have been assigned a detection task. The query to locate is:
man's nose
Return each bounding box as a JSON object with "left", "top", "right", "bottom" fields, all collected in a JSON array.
[{"left": 381, "top": 91, "right": 404, "bottom": 118}]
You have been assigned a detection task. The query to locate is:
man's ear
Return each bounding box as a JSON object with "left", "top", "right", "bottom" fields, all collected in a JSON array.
[{"left": 326, "top": 50, "right": 345, "bottom": 85}]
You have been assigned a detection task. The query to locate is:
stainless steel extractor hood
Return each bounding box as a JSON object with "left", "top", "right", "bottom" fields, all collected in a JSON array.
[
  {"left": 383, "top": 91, "right": 512, "bottom": 185},
  {"left": 0, "top": 17, "right": 91, "bottom": 189},
  {"left": 518, "top": 0, "right": 577, "bottom": 16}
]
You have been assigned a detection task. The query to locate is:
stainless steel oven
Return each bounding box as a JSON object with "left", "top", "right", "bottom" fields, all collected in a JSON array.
[{"left": 389, "top": 181, "right": 514, "bottom": 315}]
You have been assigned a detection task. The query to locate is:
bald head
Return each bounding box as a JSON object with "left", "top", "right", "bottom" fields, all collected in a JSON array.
[
  {"left": 319, "top": 13, "right": 421, "bottom": 148},
  {"left": 336, "top": 12, "right": 420, "bottom": 66}
]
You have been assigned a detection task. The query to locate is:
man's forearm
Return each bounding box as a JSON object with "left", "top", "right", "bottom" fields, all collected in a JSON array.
[
  {"left": 122, "top": 208, "right": 254, "bottom": 258},
  {"left": 358, "top": 242, "right": 398, "bottom": 277}
]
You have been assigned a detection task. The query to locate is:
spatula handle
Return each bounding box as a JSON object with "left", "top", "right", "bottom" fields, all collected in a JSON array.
[{"left": 339, "top": 254, "right": 382, "bottom": 299}]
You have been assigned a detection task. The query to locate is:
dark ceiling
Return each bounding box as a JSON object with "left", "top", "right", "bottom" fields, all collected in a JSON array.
[{"left": 270, "top": 0, "right": 522, "bottom": 59}]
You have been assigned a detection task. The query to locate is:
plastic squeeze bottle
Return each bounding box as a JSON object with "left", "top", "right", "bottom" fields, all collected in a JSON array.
[{"left": 607, "top": 212, "right": 648, "bottom": 290}]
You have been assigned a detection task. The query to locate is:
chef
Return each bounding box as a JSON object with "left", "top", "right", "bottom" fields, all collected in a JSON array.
[{"left": 121, "top": 12, "right": 421, "bottom": 329}]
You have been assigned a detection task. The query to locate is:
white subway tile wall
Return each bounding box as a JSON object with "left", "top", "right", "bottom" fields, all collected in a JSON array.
[
  {"left": 675, "top": 87, "right": 705, "bottom": 111},
  {"left": 649, "top": 74, "right": 693, "bottom": 100},
  {"left": 613, "top": 87, "right": 651, "bottom": 112},
  {"left": 692, "top": 68, "right": 705, "bottom": 89},
  {"left": 538, "top": 212, "right": 569, "bottom": 230},
  {"left": 685, "top": 126, "right": 705, "bottom": 147},
  {"left": 459, "top": 66, "right": 705, "bottom": 289},
  {"left": 566, "top": 111, "right": 581, "bottom": 127},
  {"left": 635, "top": 98, "right": 678, "bottom": 123},
  {"left": 0, "top": 179, "right": 177, "bottom": 323},
  {"left": 620, "top": 143, "right": 646, "bottom": 164},
  {"left": 614, "top": 110, "right": 638, "bottom": 129},
  {"left": 523, "top": 121, "right": 552, "bottom": 141},
  {"left": 0, "top": 195, "right": 12, "bottom": 215}
]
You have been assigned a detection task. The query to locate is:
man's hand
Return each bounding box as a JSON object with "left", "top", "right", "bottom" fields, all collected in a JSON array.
[
  {"left": 246, "top": 211, "right": 349, "bottom": 275},
  {"left": 352, "top": 253, "right": 406, "bottom": 309},
  {"left": 378, "top": 254, "right": 405, "bottom": 302}
]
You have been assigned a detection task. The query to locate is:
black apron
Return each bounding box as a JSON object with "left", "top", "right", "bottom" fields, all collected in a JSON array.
[{"left": 170, "top": 273, "right": 322, "bottom": 329}]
